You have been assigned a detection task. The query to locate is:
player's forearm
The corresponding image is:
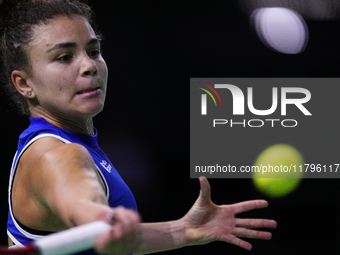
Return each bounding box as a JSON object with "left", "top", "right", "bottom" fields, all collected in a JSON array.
[{"left": 135, "top": 219, "right": 190, "bottom": 255}]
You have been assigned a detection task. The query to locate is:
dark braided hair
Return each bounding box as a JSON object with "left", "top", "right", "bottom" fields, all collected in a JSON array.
[{"left": 0, "top": 0, "right": 100, "bottom": 116}]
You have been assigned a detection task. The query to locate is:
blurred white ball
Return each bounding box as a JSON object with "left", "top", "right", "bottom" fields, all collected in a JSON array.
[{"left": 251, "top": 7, "right": 309, "bottom": 54}]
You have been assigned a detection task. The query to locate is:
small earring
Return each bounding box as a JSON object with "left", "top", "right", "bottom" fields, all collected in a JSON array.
[{"left": 28, "top": 92, "right": 32, "bottom": 96}]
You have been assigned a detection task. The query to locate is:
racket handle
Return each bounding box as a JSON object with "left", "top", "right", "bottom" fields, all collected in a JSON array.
[{"left": 34, "top": 221, "right": 112, "bottom": 255}]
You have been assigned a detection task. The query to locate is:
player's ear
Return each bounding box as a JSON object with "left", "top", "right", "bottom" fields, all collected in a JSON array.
[{"left": 11, "top": 70, "right": 35, "bottom": 98}]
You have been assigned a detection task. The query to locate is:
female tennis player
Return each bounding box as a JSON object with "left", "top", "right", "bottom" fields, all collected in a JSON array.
[{"left": 0, "top": 0, "right": 277, "bottom": 254}]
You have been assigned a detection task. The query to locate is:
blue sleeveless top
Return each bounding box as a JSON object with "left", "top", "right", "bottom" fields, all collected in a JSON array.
[{"left": 7, "top": 117, "right": 137, "bottom": 252}]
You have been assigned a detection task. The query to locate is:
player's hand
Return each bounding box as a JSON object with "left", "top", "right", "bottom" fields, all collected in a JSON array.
[
  {"left": 182, "top": 177, "right": 277, "bottom": 250},
  {"left": 95, "top": 206, "right": 143, "bottom": 255}
]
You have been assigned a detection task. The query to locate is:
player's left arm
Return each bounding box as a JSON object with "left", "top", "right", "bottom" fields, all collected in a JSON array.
[{"left": 97, "top": 177, "right": 277, "bottom": 254}]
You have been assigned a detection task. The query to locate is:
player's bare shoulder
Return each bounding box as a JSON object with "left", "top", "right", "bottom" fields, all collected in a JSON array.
[
  {"left": 11, "top": 137, "right": 90, "bottom": 231},
  {"left": 26, "top": 138, "right": 95, "bottom": 178},
  {"left": 12, "top": 137, "right": 101, "bottom": 231},
  {"left": 15, "top": 137, "right": 96, "bottom": 198}
]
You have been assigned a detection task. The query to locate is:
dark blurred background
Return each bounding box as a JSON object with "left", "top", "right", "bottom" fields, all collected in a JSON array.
[{"left": 1, "top": 1, "right": 340, "bottom": 254}]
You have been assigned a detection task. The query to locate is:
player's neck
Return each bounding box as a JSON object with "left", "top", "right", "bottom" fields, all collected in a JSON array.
[{"left": 30, "top": 108, "right": 95, "bottom": 136}]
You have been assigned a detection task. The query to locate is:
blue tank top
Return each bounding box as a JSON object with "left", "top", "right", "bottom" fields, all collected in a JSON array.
[{"left": 7, "top": 117, "right": 137, "bottom": 252}]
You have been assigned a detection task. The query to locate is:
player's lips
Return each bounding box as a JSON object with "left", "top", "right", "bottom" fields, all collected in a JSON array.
[
  {"left": 76, "top": 87, "right": 102, "bottom": 98},
  {"left": 77, "top": 87, "right": 100, "bottom": 94}
]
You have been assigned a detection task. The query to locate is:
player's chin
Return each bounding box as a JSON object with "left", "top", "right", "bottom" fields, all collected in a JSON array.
[{"left": 79, "top": 100, "right": 105, "bottom": 117}]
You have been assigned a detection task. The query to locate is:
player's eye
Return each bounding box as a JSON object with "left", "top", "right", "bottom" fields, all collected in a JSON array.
[
  {"left": 88, "top": 49, "right": 101, "bottom": 58},
  {"left": 56, "top": 54, "right": 73, "bottom": 63}
]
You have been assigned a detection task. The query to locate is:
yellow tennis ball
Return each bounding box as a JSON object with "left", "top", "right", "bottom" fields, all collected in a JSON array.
[{"left": 253, "top": 144, "right": 304, "bottom": 197}]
